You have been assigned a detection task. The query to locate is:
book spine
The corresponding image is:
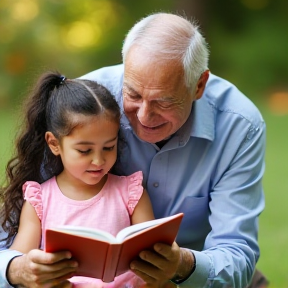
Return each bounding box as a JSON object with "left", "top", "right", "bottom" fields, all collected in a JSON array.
[{"left": 102, "top": 244, "right": 121, "bottom": 282}]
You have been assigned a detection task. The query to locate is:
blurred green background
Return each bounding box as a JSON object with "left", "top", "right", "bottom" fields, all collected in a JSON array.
[{"left": 1, "top": 0, "right": 288, "bottom": 286}]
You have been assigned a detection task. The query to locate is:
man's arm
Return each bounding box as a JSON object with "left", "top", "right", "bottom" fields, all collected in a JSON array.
[
  {"left": 0, "top": 250, "right": 23, "bottom": 288},
  {"left": 0, "top": 249, "right": 77, "bottom": 288},
  {"left": 130, "top": 121, "right": 266, "bottom": 287},
  {"left": 181, "top": 121, "right": 266, "bottom": 287}
]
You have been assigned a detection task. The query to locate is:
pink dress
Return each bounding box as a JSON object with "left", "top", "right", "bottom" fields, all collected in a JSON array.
[{"left": 23, "top": 171, "right": 146, "bottom": 288}]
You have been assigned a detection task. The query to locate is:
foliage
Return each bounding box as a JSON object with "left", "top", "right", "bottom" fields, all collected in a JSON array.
[
  {"left": 0, "top": 0, "right": 174, "bottom": 107},
  {"left": 205, "top": 0, "right": 288, "bottom": 98}
]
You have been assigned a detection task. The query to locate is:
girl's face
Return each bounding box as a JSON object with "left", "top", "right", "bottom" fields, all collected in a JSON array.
[{"left": 48, "top": 115, "right": 119, "bottom": 193}]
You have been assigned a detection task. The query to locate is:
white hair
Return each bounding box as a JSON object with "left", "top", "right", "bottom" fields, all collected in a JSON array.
[{"left": 122, "top": 13, "right": 209, "bottom": 91}]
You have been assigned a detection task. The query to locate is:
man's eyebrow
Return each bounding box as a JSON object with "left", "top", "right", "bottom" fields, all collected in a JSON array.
[
  {"left": 158, "top": 96, "right": 174, "bottom": 102},
  {"left": 123, "top": 83, "right": 175, "bottom": 102},
  {"left": 123, "top": 83, "right": 138, "bottom": 94}
]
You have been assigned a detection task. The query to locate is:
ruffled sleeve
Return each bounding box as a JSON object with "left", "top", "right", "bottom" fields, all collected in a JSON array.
[
  {"left": 127, "top": 171, "right": 144, "bottom": 215},
  {"left": 22, "top": 181, "right": 43, "bottom": 220}
]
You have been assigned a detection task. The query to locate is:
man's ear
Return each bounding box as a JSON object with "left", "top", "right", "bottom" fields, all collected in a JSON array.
[
  {"left": 195, "top": 70, "right": 210, "bottom": 100},
  {"left": 45, "top": 131, "right": 60, "bottom": 156}
]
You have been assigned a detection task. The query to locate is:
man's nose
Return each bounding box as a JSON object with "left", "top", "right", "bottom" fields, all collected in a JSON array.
[{"left": 137, "top": 101, "right": 153, "bottom": 120}]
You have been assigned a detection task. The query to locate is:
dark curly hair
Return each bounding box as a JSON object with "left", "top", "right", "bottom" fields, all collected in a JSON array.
[{"left": 0, "top": 71, "right": 120, "bottom": 246}]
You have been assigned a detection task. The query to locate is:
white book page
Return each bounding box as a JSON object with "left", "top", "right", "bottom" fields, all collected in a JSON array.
[
  {"left": 52, "top": 225, "right": 118, "bottom": 243},
  {"left": 115, "top": 215, "right": 175, "bottom": 242}
]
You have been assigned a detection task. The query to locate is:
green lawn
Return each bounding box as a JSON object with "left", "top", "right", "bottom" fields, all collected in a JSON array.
[
  {"left": 0, "top": 109, "right": 19, "bottom": 183},
  {"left": 255, "top": 101, "right": 288, "bottom": 287},
  {"left": 0, "top": 104, "right": 287, "bottom": 287}
]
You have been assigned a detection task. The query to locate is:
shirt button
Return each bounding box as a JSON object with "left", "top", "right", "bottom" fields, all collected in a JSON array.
[{"left": 153, "top": 182, "right": 159, "bottom": 187}]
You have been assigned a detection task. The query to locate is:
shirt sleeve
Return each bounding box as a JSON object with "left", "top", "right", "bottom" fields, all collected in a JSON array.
[
  {"left": 0, "top": 182, "right": 42, "bottom": 287},
  {"left": 22, "top": 181, "right": 43, "bottom": 220},
  {"left": 179, "top": 122, "right": 266, "bottom": 287},
  {"left": 0, "top": 250, "right": 23, "bottom": 288},
  {"left": 126, "top": 171, "right": 144, "bottom": 215}
]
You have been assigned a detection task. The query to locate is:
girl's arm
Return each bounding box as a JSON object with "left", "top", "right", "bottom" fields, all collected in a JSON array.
[
  {"left": 7, "top": 201, "right": 76, "bottom": 287},
  {"left": 131, "top": 189, "right": 154, "bottom": 225},
  {"left": 9, "top": 200, "right": 41, "bottom": 252}
]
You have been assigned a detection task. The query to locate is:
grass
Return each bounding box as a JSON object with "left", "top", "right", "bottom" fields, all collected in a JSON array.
[
  {"left": 254, "top": 100, "right": 288, "bottom": 287},
  {"left": 0, "top": 103, "right": 287, "bottom": 287},
  {"left": 0, "top": 108, "right": 19, "bottom": 182}
]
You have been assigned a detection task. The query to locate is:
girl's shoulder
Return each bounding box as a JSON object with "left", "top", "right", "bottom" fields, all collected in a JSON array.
[
  {"left": 22, "top": 177, "right": 57, "bottom": 220},
  {"left": 107, "top": 172, "right": 144, "bottom": 215},
  {"left": 108, "top": 171, "right": 143, "bottom": 183},
  {"left": 107, "top": 171, "right": 143, "bottom": 193},
  {"left": 22, "top": 180, "right": 43, "bottom": 220},
  {"left": 22, "top": 177, "right": 56, "bottom": 201}
]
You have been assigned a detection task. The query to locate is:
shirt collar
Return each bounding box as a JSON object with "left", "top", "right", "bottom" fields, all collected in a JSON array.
[
  {"left": 173, "top": 95, "right": 215, "bottom": 147},
  {"left": 191, "top": 95, "right": 215, "bottom": 141}
]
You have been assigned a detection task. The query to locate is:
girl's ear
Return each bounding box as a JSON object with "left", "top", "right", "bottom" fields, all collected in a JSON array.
[{"left": 45, "top": 132, "right": 60, "bottom": 156}]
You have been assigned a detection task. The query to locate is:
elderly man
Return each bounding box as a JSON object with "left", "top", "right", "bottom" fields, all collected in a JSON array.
[{"left": 1, "top": 12, "right": 267, "bottom": 288}]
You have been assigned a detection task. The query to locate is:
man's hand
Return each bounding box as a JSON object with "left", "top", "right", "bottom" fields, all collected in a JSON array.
[
  {"left": 8, "top": 249, "right": 78, "bottom": 288},
  {"left": 130, "top": 242, "right": 195, "bottom": 287}
]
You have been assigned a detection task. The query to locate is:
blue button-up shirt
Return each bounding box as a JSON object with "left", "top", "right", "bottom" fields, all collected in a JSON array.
[{"left": 0, "top": 64, "right": 265, "bottom": 288}]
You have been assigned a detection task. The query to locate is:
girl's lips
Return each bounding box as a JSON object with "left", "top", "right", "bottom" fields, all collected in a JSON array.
[{"left": 86, "top": 169, "right": 103, "bottom": 175}]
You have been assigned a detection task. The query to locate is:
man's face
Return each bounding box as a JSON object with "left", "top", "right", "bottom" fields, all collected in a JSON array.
[{"left": 123, "top": 47, "right": 195, "bottom": 143}]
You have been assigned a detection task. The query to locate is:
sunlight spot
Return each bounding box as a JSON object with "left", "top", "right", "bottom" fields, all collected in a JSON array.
[
  {"left": 241, "top": 0, "right": 269, "bottom": 10},
  {"left": 5, "top": 52, "right": 27, "bottom": 75},
  {"left": 11, "top": 0, "right": 39, "bottom": 22},
  {"left": 64, "top": 21, "right": 101, "bottom": 49},
  {"left": 268, "top": 92, "right": 288, "bottom": 115}
]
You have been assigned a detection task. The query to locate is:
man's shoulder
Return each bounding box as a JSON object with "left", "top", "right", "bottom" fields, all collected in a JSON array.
[
  {"left": 79, "top": 64, "right": 124, "bottom": 97},
  {"left": 204, "top": 73, "right": 264, "bottom": 125},
  {"left": 80, "top": 63, "right": 124, "bottom": 80}
]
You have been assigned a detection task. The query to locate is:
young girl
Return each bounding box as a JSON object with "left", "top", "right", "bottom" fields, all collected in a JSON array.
[{"left": 0, "top": 71, "right": 154, "bottom": 287}]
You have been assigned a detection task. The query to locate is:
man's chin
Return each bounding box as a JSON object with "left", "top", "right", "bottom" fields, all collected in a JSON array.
[
  {"left": 137, "top": 132, "right": 166, "bottom": 144},
  {"left": 133, "top": 124, "right": 170, "bottom": 143}
]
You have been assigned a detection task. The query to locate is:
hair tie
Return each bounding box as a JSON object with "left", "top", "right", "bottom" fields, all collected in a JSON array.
[{"left": 60, "top": 75, "right": 66, "bottom": 84}]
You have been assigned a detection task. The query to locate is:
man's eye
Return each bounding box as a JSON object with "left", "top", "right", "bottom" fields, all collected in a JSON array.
[
  {"left": 103, "top": 146, "right": 115, "bottom": 151},
  {"left": 158, "top": 102, "right": 173, "bottom": 109},
  {"left": 124, "top": 92, "right": 141, "bottom": 102},
  {"left": 77, "top": 149, "right": 91, "bottom": 154}
]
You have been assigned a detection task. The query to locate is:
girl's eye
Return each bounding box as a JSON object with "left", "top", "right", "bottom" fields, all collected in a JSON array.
[
  {"left": 77, "top": 149, "right": 91, "bottom": 154},
  {"left": 103, "top": 146, "right": 115, "bottom": 151}
]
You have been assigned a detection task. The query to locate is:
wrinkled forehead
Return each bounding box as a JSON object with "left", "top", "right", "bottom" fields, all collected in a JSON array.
[{"left": 124, "top": 47, "right": 188, "bottom": 98}]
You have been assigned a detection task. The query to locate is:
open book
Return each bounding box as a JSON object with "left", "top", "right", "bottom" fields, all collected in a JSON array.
[{"left": 45, "top": 213, "right": 183, "bottom": 282}]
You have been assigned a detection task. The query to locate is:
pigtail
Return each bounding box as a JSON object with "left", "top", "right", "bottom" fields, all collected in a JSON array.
[{"left": 0, "top": 71, "right": 64, "bottom": 245}]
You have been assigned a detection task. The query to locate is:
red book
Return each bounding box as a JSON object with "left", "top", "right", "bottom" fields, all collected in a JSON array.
[{"left": 45, "top": 213, "right": 183, "bottom": 282}]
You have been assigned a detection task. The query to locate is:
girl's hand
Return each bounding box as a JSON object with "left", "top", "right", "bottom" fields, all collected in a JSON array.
[{"left": 8, "top": 249, "right": 78, "bottom": 288}]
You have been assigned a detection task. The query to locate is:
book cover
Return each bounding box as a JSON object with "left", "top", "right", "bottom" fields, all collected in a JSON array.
[{"left": 45, "top": 213, "right": 184, "bottom": 282}]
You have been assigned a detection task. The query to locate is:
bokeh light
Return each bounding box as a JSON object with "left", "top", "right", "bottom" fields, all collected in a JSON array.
[
  {"left": 268, "top": 91, "right": 288, "bottom": 115},
  {"left": 4, "top": 52, "right": 27, "bottom": 75},
  {"left": 11, "top": 0, "right": 39, "bottom": 22},
  {"left": 63, "top": 21, "right": 101, "bottom": 49}
]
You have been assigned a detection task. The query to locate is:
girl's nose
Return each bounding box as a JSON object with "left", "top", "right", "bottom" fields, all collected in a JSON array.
[{"left": 92, "top": 154, "right": 105, "bottom": 166}]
